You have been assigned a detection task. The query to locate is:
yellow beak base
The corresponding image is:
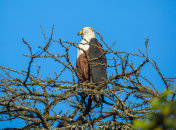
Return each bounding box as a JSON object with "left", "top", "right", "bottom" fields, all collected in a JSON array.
[{"left": 78, "top": 29, "right": 83, "bottom": 35}]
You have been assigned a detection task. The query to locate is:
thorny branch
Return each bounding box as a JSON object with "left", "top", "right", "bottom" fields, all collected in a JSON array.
[{"left": 0, "top": 26, "right": 175, "bottom": 129}]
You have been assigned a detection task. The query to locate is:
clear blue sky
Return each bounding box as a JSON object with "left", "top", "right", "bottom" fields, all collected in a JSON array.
[{"left": 0, "top": 0, "right": 176, "bottom": 128}]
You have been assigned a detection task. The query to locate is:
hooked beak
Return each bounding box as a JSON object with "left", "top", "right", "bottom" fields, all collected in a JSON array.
[{"left": 77, "top": 29, "right": 83, "bottom": 35}]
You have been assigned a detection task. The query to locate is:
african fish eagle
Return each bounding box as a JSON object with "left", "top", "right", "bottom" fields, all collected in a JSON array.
[{"left": 76, "top": 27, "right": 107, "bottom": 102}]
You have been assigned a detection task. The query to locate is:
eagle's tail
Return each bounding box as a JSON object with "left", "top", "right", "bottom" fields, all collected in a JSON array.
[{"left": 93, "top": 94, "right": 104, "bottom": 107}]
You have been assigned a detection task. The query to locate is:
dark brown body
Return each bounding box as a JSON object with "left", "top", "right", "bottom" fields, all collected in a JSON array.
[{"left": 76, "top": 38, "right": 107, "bottom": 85}]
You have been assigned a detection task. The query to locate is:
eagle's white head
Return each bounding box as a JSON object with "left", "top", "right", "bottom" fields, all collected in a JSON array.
[
  {"left": 77, "top": 27, "right": 96, "bottom": 58},
  {"left": 78, "top": 27, "right": 95, "bottom": 40}
]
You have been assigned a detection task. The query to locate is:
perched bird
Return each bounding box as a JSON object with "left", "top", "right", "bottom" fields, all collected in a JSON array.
[{"left": 76, "top": 27, "right": 107, "bottom": 105}]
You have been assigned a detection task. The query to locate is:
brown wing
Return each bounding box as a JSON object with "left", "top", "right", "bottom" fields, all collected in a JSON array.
[
  {"left": 89, "top": 38, "right": 107, "bottom": 84},
  {"left": 76, "top": 50, "right": 89, "bottom": 82},
  {"left": 89, "top": 38, "right": 107, "bottom": 105}
]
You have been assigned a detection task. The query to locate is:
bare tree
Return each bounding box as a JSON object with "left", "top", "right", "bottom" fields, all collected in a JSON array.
[{"left": 0, "top": 25, "right": 175, "bottom": 129}]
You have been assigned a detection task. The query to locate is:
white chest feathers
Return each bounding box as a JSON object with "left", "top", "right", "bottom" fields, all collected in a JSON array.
[
  {"left": 77, "top": 27, "right": 96, "bottom": 58},
  {"left": 77, "top": 39, "right": 90, "bottom": 58}
]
